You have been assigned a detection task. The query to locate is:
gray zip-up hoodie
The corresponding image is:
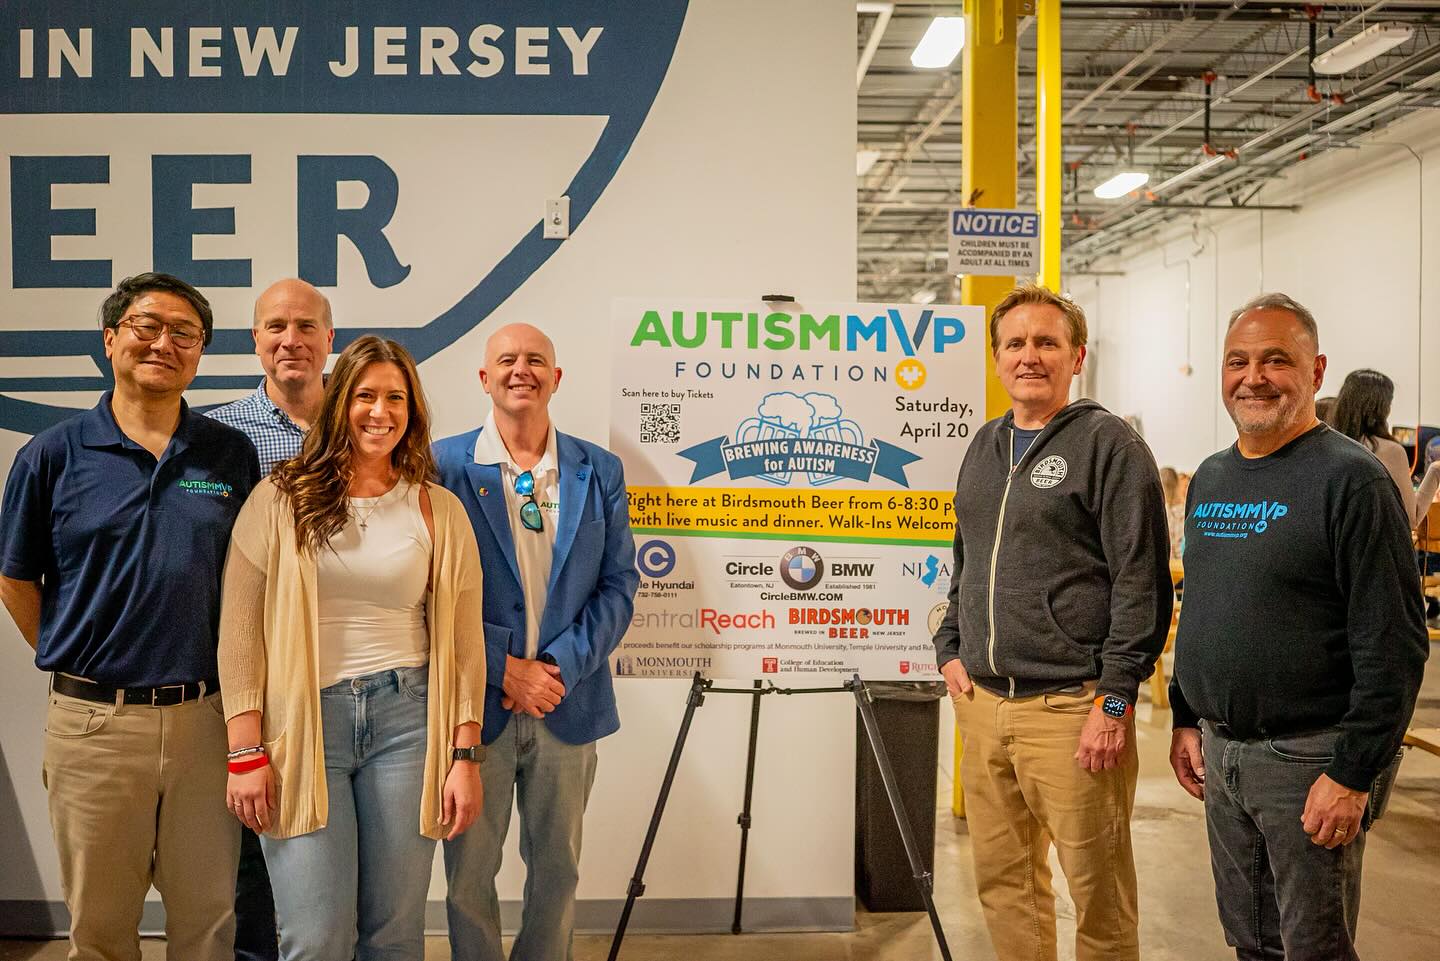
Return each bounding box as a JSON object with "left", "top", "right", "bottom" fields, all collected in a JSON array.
[{"left": 932, "top": 399, "right": 1172, "bottom": 702}]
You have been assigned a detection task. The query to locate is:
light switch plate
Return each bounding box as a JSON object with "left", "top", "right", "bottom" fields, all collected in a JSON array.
[{"left": 545, "top": 197, "right": 571, "bottom": 239}]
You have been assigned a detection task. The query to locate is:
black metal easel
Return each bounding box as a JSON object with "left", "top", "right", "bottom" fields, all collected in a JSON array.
[{"left": 606, "top": 672, "right": 953, "bottom": 961}]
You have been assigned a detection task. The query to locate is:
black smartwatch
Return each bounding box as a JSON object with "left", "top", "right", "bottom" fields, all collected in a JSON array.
[
  {"left": 452, "top": 745, "right": 484, "bottom": 763},
  {"left": 1094, "top": 694, "right": 1133, "bottom": 719}
]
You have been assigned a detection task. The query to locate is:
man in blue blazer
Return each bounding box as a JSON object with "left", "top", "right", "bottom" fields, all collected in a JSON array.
[{"left": 434, "top": 322, "right": 638, "bottom": 961}]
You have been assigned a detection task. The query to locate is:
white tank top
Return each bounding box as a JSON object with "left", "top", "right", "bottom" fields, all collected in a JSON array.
[{"left": 316, "top": 481, "right": 432, "bottom": 688}]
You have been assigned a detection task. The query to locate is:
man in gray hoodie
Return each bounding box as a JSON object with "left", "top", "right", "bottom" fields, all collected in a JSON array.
[{"left": 932, "top": 283, "right": 1171, "bottom": 961}]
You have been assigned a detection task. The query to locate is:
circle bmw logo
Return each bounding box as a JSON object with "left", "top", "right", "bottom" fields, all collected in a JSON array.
[{"left": 779, "top": 546, "right": 824, "bottom": 591}]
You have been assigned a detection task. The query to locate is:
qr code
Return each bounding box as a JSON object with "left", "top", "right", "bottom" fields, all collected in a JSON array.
[{"left": 640, "top": 403, "right": 682, "bottom": 444}]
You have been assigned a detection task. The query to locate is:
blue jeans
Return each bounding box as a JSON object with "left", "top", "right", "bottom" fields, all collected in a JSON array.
[
  {"left": 1201, "top": 722, "right": 1365, "bottom": 961},
  {"left": 261, "top": 667, "right": 436, "bottom": 961},
  {"left": 443, "top": 715, "right": 598, "bottom": 961}
]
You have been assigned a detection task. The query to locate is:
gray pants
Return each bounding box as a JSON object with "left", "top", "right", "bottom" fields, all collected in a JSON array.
[
  {"left": 443, "top": 715, "right": 598, "bottom": 961},
  {"left": 1201, "top": 721, "right": 1364, "bottom": 961}
]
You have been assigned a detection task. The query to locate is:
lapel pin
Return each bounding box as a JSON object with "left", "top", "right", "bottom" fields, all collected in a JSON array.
[{"left": 477, "top": 487, "right": 489, "bottom": 496}]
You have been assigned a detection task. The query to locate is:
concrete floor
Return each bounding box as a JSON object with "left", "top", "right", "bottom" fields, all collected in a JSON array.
[{"left": 4, "top": 657, "right": 1439, "bottom": 961}]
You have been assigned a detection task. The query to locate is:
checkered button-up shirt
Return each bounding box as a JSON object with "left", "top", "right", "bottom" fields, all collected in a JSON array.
[{"left": 205, "top": 380, "right": 306, "bottom": 475}]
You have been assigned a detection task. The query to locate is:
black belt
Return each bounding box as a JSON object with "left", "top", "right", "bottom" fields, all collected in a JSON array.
[{"left": 52, "top": 674, "right": 219, "bottom": 707}]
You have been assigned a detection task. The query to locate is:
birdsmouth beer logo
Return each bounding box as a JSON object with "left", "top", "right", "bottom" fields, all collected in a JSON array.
[{"left": 0, "top": 1, "right": 688, "bottom": 435}]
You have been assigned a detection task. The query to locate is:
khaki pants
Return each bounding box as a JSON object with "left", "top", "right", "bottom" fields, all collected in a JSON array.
[
  {"left": 952, "top": 682, "right": 1140, "bottom": 961},
  {"left": 43, "top": 688, "right": 239, "bottom": 961}
]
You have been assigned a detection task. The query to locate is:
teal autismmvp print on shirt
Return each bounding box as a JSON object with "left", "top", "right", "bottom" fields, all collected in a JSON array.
[{"left": 1190, "top": 499, "right": 1291, "bottom": 538}]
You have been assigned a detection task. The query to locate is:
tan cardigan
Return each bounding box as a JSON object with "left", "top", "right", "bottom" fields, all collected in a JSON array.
[{"left": 218, "top": 478, "right": 486, "bottom": 840}]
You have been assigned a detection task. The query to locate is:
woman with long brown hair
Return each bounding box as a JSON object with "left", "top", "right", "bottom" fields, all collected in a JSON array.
[
  {"left": 1332, "top": 367, "right": 1440, "bottom": 528},
  {"left": 218, "top": 335, "right": 486, "bottom": 959}
]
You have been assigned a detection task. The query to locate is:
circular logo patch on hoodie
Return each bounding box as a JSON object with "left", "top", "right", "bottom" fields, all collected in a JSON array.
[{"left": 1030, "top": 455, "right": 1068, "bottom": 489}]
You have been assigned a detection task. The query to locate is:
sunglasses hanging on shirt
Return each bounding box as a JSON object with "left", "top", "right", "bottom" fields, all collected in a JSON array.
[{"left": 514, "top": 470, "right": 544, "bottom": 532}]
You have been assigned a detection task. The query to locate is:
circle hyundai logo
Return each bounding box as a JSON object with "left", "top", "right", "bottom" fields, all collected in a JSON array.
[
  {"left": 637, "top": 539, "right": 677, "bottom": 578},
  {"left": 779, "top": 546, "right": 824, "bottom": 591}
]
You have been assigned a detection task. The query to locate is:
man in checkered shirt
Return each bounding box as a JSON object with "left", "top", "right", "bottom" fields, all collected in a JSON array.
[
  {"left": 207, "top": 279, "right": 334, "bottom": 475},
  {"left": 204, "top": 277, "right": 333, "bottom": 961}
]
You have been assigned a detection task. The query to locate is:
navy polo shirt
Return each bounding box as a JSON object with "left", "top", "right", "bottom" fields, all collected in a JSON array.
[{"left": 0, "top": 393, "right": 260, "bottom": 686}]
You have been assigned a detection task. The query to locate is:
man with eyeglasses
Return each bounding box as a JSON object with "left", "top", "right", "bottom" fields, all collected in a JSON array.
[
  {"left": 433, "top": 322, "right": 638, "bottom": 961},
  {"left": 0, "top": 273, "right": 260, "bottom": 961},
  {"left": 204, "top": 277, "right": 334, "bottom": 961}
]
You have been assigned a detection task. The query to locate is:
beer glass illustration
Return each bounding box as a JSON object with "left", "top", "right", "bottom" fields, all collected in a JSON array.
[
  {"left": 803, "top": 392, "right": 864, "bottom": 485},
  {"left": 735, "top": 392, "right": 815, "bottom": 485}
]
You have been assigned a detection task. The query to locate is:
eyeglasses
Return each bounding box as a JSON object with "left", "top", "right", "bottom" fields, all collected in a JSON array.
[
  {"left": 117, "top": 318, "right": 204, "bottom": 349},
  {"left": 514, "top": 470, "right": 544, "bottom": 533}
]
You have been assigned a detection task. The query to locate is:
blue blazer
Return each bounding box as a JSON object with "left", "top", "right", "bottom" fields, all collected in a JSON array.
[{"left": 433, "top": 427, "right": 639, "bottom": 746}]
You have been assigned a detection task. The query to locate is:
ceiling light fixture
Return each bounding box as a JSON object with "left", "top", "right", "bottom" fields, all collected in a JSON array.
[
  {"left": 1312, "top": 22, "right": 1413, "bottom": 75},
  {"left": 911, "top": 17, "right": 966, "bottom": 69},
  {"left": 1093, "top": 171, "right": 1151, "bottom": 199}
]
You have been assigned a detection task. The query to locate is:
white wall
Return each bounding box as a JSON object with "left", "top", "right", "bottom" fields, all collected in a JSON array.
[
  {"left": 0, "top": 0, "right": 858, "bottom": 932},
  {"left": 1070, "top": 110, "right": 1440, "bottom": 472}
]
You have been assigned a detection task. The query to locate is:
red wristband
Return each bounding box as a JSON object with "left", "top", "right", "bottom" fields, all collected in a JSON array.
[{"left": 228, "top": 754, "right": 270, "bottom": 775}]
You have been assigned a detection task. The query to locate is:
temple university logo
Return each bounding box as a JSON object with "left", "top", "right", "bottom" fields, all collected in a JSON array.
[{"left": 761, "top": 657, "right": 779, "bottom": 674}]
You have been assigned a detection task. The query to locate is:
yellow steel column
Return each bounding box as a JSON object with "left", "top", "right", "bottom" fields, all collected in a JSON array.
[
  {"left": 955, "top": 0, "right": 1018, "bottom": 819},
  {"left": 1036, "top": 0, "right": 1063, "bottom": 290},
  {"left": 963, "top": 0, "right": 1019, "bottom": 422}
]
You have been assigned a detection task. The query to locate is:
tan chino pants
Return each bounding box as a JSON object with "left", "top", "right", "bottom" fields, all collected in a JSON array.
[
  {"left": 952, "top": 681, "right": 1141, "bottom": 961},
  {"left": 43, "top": 688, "right": 239, "bottom": 961}
]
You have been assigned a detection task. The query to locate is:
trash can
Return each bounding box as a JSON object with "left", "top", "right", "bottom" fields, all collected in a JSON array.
[{"left": 855, "top": 680, "right": 944, "bottom": 912}]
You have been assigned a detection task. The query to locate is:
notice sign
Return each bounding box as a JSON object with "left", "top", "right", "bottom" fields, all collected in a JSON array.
[
  {"left": 947, "top": 208, "right": 1041, "bottom": 276},
  {"left": 610, "top": 299, "right": 985, "bottom": 680}
]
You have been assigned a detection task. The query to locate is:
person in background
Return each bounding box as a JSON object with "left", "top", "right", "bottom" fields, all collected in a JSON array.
[
  {"left": 1332, "top": 368, "right": 1440, "bottom": 528},
  {"left": 1315, "top": 394, "right": 1338, "bottom": 426},
  {"left": 206, "top": 277, "right": 335, "bottom": 961},
  {"left": 208, "top": 278, "right": 334, "bottom": 475},
  {"left": 219, "top": 336, "right": 486, "bottom": 959},
  {"left": 0, "top": 273, "right": 260, "bottom": 961},
  {"left": 1169, "top": 294, "right": 1428, "bottom": 961},
  {"left": 1160, "top": 466, "right": 1186, "bottom": 560}
]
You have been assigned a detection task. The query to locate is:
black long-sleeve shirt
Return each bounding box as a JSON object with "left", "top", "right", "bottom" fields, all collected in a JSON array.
[{"left": 1170, "top": 425, "right": 1429, "bottom": 790}]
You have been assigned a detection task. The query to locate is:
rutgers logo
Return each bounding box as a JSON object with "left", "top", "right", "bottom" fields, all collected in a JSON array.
[{"left": 1030, "top": 454, "right": 1067, "bottom": 489}]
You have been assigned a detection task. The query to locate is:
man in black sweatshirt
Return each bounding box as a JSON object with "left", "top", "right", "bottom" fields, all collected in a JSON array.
[
  {"left": 932, "top": 284, "right": 1171, "bottom": 961},
  {"left": 1169, "top": 293, "right": 1428, "bottom": 961}
]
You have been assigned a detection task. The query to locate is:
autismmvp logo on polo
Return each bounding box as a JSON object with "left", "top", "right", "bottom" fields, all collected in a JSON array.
[
  {"left": 1192, "top": 499, "right": 1290, "bottom": 538},
  {"left": 176, "top": 479, "right": 234, "bottom": 498}
]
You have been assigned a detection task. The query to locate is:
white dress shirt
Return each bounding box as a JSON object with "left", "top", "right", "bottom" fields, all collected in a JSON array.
[{"left": 473, "top": 411, "right": 561, "bottom": 659}]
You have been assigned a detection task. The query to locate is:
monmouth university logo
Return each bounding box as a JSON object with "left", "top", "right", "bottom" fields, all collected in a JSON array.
[{"left": 0, "top": 2, "right": 688, "bottom": 435}]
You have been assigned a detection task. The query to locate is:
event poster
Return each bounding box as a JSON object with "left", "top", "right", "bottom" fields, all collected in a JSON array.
[{"left": 610, "top": 299, "right": 985, "bottom": 680}]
